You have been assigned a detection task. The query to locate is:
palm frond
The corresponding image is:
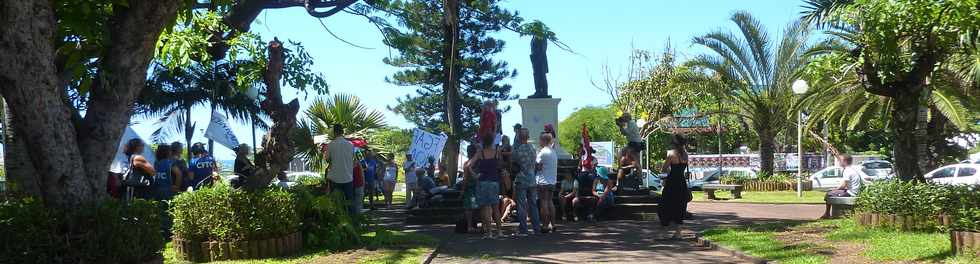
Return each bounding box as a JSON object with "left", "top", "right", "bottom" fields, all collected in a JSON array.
[{"left": 930, "top": 89, "right": 973, "bottom": 131}]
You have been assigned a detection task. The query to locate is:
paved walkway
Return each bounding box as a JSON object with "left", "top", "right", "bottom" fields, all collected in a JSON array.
[{"left": 373, "top": 202, "right": 826, "bottom": 263}]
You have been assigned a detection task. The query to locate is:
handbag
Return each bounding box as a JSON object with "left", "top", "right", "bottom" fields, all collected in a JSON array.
[{"left": 122, "top": 156, "right": 152, "bottom": 187}]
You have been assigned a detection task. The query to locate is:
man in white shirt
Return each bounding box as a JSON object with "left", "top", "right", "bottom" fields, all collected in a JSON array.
[
  {"left": 535, "top": 133, "right": 558, "bottom": 233},
  {"left": 822, "top": 154, "right": 864, "bottom": 218},
  {"left": 323, "top": 124, "right": 355, "bottom": 215}
]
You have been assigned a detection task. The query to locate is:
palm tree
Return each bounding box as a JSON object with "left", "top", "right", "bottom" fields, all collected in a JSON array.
[
  {"left": 294, "top": 93, "right": 387, "bottom": 171},
  {"left": 686, "top": 11, "right": 814, "bottom": 175},
  {"left": 138, "top": 61, "right": 267, "bottom": 158}
]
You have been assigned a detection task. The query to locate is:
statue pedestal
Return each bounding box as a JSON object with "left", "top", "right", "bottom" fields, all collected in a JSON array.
[{"left": 519, "top": 98, "right": 573, "bottom": 159}]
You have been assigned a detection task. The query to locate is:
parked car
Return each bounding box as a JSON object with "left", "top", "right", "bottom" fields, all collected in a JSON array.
[
  {"left": 810, "top": 166, "right": 871, "bottom": 190},
  {"left": 860, "top": 160, "right": 894, "bottom": 180},
  {"left": 960, "top": 159, "right": 980, "bottom": 164},
  {"left": 924, "top": 164, "right": 980, "bottom": 185},
  {"left": 688, "top": 167, "right": 759, "bottom": 190},
  {"left": 641, "top": 169, "right": 663, "bottom": 191}
]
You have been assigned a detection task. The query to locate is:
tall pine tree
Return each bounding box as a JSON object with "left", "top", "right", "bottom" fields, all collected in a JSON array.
[{"left": 380, "top": 0, "right": 519, "bottom": 141}]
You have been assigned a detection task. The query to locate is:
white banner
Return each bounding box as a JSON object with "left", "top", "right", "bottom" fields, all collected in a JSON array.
[
  {"left": 590, "top": 141, "right": 615, "bottom": 167},
  {"left": 204, "top": 112, "right": 240, "bottom": 150},
  {"left": 409, "top": 128, "right": 448, "bottom": 167},
  {"left": 110, "top": 126, "right": 156, "bottom": 174}
]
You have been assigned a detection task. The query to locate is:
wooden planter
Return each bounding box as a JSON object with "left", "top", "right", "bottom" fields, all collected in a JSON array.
[
  {"left": 173, "top": 232, "right": 302, "bottom": 262},
  {"left": 855, "top": 213, "right": 951, "bottom": 231},
  {"left": 720, "top": 181, "right": 813, "bottom": 192},
  {"left": 951, "top": 231, "right": 980, "bottom": 256}
]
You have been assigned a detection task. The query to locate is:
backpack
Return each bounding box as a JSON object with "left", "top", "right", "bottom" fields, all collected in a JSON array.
[{"left": 122, "top": 155, "right": 152, "bottom": 187}]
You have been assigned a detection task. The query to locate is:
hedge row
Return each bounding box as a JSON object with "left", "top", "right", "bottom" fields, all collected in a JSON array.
[
  {"left": 0, "top": 197, "right": 164, "bottom": 264},
  {"left": 855, "top": 180, "right": 980, "bottom": 232}
]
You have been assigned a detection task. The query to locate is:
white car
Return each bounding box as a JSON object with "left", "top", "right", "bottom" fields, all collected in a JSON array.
[
  {"left": 860, "top": 160, "right": 894, "bottom": 180},
  {"left": 810, "top": 166, "right": 870, "bottom": 190},
  {"left": 924, "top": 164, "right": 980, "bottom": 185}
]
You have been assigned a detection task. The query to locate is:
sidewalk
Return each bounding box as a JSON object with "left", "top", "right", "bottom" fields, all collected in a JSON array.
[{"left": 372, "top": 203, "right": 825, "bottom": 263}]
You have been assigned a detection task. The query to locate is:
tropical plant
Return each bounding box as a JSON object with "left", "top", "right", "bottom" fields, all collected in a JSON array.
[
  {"left": 558, "top": 105, "right": 627, "bottom": 151},
  {"left": 686, "top": 11, "right": 814, "bottom": 175},
  {"left": 295, "top": 93, "right": 387, "bottom": 171},
  {"left": 800, "top": 0, "right": 980, "bottom": 180},
  {"left": 138, "top": 61, "right": 267, "bottom": 157}
]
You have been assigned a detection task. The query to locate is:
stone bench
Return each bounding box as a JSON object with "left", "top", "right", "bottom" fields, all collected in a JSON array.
[
  {"left": 703, "top": 184, "right": 743, "bottom": 200},
  {"left": 826, "top": 196, "right": 857, "bottom": 218}
]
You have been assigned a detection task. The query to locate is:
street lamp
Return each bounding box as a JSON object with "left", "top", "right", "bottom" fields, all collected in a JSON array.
[
  {"left": 637, "top": 118, "right": 647, "bottom": 171},
  {"left": 792, "top": 79, "right": 809, "bottom": 197}
]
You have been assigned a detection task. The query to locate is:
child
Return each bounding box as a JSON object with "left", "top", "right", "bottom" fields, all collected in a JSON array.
[{"left": 558, "top": 173, "right": 577, "bottom": 222}]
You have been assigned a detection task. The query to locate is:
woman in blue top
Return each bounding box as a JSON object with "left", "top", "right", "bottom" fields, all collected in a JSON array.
[
  {"left": 153, "top": 144, "right": 183, "bottom": 201},
  {"left": 470, "top": 135, "right": 505, "bottom": 239}
]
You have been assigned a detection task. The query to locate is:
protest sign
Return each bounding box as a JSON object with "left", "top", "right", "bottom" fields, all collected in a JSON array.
[{"left": 408, "top": 128, "right": 448, "bottom": 167}]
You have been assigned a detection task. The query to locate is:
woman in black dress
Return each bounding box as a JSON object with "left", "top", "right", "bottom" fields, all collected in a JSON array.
[{"left": 658, "top": 134, "right": 691, "bottom": 239}]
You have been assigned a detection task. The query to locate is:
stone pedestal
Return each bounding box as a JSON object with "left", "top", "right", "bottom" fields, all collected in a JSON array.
[{"left": 519, "top": 98, "right": 572, "bottom": 159}]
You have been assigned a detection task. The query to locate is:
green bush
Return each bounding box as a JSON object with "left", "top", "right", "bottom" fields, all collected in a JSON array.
[
  {"left": 170, "top": 185, "right": 300, "bottom": 242},
  {"left": 0, "top": 197, "right": 163, "bottom": 264},
  {"left": 856, "top": 181, "right": 980, "bottom": 231},
  {"left": 855, "top": 180, "right": 955, "bottom": 217},
  {"left": 291, "top": 185, "right": 361, "bottom": 250}
]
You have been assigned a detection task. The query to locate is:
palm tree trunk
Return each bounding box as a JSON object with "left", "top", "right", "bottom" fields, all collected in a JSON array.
[
  {"left": 184, "top": 104, "right": 193, "bottom": 160},
  {"left": 758, "top": 129, "right": 776, "bottom": 176}
]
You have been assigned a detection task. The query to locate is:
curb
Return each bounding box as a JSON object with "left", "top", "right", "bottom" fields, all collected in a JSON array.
[
  {"left": 695, "top": 232, "right": 773, "bottom": 264},
  {"left": 690, "top": 201, "right": 823, "bottom": 205},
  {"left": 421, "top": 241, "right": 443, "bottom": 264}
]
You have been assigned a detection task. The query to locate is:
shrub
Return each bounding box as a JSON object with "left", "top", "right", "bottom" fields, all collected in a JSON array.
[
  {"left": 0, "top": 197, "right": 163, "bottom": 264},
  {"left": 855, "top": 180, "right": 955, "bottom": 217},
  {"left": 170, "top": 185, "right": 300, "bottom": 242},
  {"left": 291, "top": 185, "right": 361, "bottom": 250}
]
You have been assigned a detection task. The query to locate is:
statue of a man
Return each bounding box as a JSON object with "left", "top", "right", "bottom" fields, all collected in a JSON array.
[{"left": 529, "top": 36, "right": 550, "bottom": 98}]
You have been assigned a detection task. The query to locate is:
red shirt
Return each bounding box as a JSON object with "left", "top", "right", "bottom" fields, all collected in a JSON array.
[{"left": 353, "top": 163, "right": 365, "bottom": 188}]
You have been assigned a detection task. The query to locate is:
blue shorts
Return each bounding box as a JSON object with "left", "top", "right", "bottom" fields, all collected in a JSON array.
[{"left": 476, "top": 181, "right": 500, "bottom": 206}]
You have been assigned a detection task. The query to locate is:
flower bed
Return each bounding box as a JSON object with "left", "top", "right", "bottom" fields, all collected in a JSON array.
[
  {"left": 854, "top": 212, "right": 952, "bottom": 231},
  {"left": 951, "top": 231, "right": 980, "bottom": 257},
  {"left": 173, "top": 232, "right": 302, "bottom": 262},
  {"left": 720, "top": 173, "right": 812, "bottom": 191},
  {"left": 169, "top": 185, "right": 301, "bottom": 262}
]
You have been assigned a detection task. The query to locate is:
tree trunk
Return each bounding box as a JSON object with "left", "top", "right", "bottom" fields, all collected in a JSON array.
[
  {"left": 758, "top": 129, "right": 776, "bottom": 176},
  {"left": 185, "top": 105, "right": 194, "bottom": 160},
  {"left": 891, "top": 91, "right": 927, "bottom": 181},
  {"left": 0, "top": 0, "right": 180, "bottom": 207},
  {"left": 2, "top": 102, "right": 39, "bottom": 194},
  {"left": 442, "top": 0, "right": 462, "bottom": 185},
  {"left": 248, "top": 39, "right": 299, "bottom": 191}
]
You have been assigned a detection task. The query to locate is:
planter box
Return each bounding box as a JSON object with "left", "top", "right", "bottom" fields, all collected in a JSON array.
[
  {"left": 951, "top": 231, "right": 980, "bottom": 256},
  {"left": 720, "top": 181, "right": 812, "bottom": 192},
  {"left": 173, "top": 232, "right": 302, "bottom": 262},
  {"left": 855, "top": 213, "right": 950, "bottom": 231}
]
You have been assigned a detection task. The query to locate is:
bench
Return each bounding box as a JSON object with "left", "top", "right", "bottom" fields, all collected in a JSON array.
[
  {"left": 702, "top": 184, "right": 744, "bottom": 200},
  {"left": 826, "top": 196, "right": 857, "bottom": 218}
]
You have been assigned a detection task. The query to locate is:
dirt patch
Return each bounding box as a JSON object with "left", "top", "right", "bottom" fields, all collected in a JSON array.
[{"left": 774, "top": 225, "right": 871, "bottom": 264}]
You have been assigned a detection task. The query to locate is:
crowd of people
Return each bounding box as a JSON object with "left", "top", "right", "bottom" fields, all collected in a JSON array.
[{"left": 110, "top": 140, "right": 219, "bottom": 238}]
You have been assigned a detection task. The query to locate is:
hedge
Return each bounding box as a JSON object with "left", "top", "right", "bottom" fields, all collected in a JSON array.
[
  {"left": 0, "top": 197, "right": 164, "bottom": 264},
  {"left": 855, "top": 180, "right": 980, "bottom": 231},
  {"left": 170, "top": 184, "right": 300, "bottom": 242}
]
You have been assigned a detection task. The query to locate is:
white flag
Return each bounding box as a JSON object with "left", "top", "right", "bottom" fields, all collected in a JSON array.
[
  {"left": 110, "top": 126, "right": 155, "bottom": 173},
  {"left": 204, "top": 112, "right": 240, "bottom": 150}
]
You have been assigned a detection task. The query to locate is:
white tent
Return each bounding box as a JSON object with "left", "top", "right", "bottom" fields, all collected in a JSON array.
[{"left": 109, "top": 126, "right": 155, "bottom": 173}]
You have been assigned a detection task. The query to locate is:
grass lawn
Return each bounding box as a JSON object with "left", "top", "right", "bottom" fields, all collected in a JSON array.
[
  {"left": 702, "top": 218, "right": 980, "bottom": 264},
  {"left": 690, "top": 191, "right": 825, "bottom": 204},
  {"left": 163, "top": 230, "right": 437, "bottom": 264}
]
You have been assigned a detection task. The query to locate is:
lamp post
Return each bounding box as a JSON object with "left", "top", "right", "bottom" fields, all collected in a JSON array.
[
  {"left": 792, "top": 79, "right": 809, "bottom": 198},
  {"left": 637, "top": 119, "right": 647, "bottom": 172}
]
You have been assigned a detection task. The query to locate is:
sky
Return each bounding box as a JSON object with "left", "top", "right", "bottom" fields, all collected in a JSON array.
[{"left": 130, "top": 0, "right": 809, "bottom": 160}]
